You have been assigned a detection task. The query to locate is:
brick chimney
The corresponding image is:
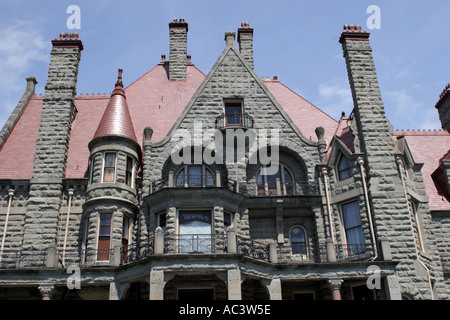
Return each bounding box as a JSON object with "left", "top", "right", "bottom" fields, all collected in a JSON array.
[
  {"left": 237, "top": 22, "right": 254, "bottom": 69},
  {"left": 435, "top": 84, "right": 450, "bottom": 131},
  {"left": 169, "top": 18, "right": 188, "bottom": 81}
]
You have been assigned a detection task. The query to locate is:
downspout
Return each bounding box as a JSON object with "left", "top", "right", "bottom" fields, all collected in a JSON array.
[
  {"left": 62, "top": 188, "right": 74, "bottom": 267},
  {"left": 396, "top": 157, "right": 434, "bottom": 300},
  {"left": 356, "top": 157, "right": 378, "bottom": 261},
  {"left": 321, "top": 167, "right": 335, "bottom": 243},
  {"left": 0, "top": 189, "right": 15, "bottom": 264}
]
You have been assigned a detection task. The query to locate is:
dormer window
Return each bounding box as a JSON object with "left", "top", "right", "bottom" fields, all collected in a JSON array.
[
  {"left": 225, "top": 101, "right": 243, "bottom": 127},
  {"left": 337, "top": 154, "right": 353, "bottom": 181}
]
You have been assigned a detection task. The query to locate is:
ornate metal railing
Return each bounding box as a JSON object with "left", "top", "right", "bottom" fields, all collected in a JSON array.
[
  {"left": 164, "top": 234, "right": 227, "bottom": 254},
  {"left": 254, "top": 181, "right": 320, "bottom": 197},
  {"left": 236, "top": 236, "right": 270, "bottom": 263},
  {"left": 121, "top": 235, "right": 154, "bottom": 265},
  {"left": 0, "top": 250, "right": 47, "bottom": 269},
  {"left": 215, "top": 113, "right": 254, "bottom": 130}
]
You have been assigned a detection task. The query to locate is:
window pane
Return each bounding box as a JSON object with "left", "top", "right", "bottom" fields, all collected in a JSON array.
[
  {"left": 105, "top": 153, "right": 116, "bottom": 167},
  {"left": 176, "top": 169, "right": 185, "bottom": 187},
  {"left": 291, "top": 227, "right": 307, "bottom": 255},
  {"left": 342, "top": 202, "right": 361, "bottom": 229},
  {"left": 103, "top": 168, "right": 115, "bottom": 182},
  {"left": 225, "top": 105, "right": 242, "bottom": 126},
  {"left": 342, "top": 201, "right": 365, "bottom": 254},
  {"left": 338, "top": 156, "right": 352, "bottom": 180},
  {"left": 205, "top": 169, "right": 215, "bottom": 187},
  {"left": 188, "top": 166, "right": 202, "bottom": 186}
]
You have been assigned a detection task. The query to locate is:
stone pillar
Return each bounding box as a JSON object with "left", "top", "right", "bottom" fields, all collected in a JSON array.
[
  {"left": 276, "top": 200, "right": 284, "bottom": 244},
  {"left": 326, "top": 238, "right": 336, "bottom": 262},
  {"left": 328, "top": 279, "right": 343, "bottom": 300},
  {"left": 38, "top": 285, "right": 55, "bottom": 300},
  {"left": 237, "top": 22, "right": 254, "bottom": 69},
  {"left": 227, "top": 269, "right": 242, "bottom": 300},
  {"left": 149, "top": 270, "right": 165, "bottom": 300},
  {"left": 226, "top": 227, "right": 237, "bottom": 253},
  {"left": 169, "top": 18, "right": 188, "bottom": 81},
  {"left": 385, "top": 275, "right": 402, "bottom": 300},
  {"left": 22, "top": 33, "right": 83, "bottom": 252},
  {"left": 269, "top": 279, "right": 282, "bottom": 300},
  {"left": 154, "top": 227, "right": 165, "bottom": 254},
  {"left": 262, "top": 279, "right": 282, "bottom": 300}
]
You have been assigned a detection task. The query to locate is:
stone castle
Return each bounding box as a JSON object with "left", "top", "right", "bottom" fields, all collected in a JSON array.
[{"left": 0, "top": 19, "right": 449, "bottom": 300}]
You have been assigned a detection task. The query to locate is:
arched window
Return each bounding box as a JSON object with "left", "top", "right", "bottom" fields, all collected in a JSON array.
[
  {"left": 290, "top": 226, "right": 307, "bottom": 255},
  {"left": 337, "top": 154, "right": 353, "bottom": 181},
  {"left": 256, "top": 164, "right": 294, "bottom": 196},
  {"left": 175, "top": 165, "right": 215, "bottom": 188}
]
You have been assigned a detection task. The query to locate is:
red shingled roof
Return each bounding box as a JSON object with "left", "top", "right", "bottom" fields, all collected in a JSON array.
[{"left": 393, "top": 130, "right": 450, "bottom": 211}]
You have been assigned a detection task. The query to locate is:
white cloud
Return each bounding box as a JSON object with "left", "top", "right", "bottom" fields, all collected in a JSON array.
[
  {"left": 384, "top": 90, "right": 441, "bottom": 130},
  {"left": 316, "top": 78, "right": 353, "bottom": 118},
  {"left": 0, "top": 20, "right": 50, "bottom": 128}
]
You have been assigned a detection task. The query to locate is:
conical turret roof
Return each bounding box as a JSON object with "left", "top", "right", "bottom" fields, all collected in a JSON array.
[{"left": 93, "top": 68, "right": 138, "bottom": 143}]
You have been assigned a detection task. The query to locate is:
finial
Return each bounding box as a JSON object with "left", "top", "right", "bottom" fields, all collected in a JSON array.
[{"left": 116, "top": 68, "right": 123, "bottom": 88}]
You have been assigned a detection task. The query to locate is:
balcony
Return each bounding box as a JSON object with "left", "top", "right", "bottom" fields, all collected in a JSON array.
[
  {"left": 215, "top": 113, "right": 254, "bottom": 130},
  {"left": 0, "top": 233, "right": 384, "bottom": 270},
  {"left": 149, "top": 172, "right": 319, "bottom": 197}
]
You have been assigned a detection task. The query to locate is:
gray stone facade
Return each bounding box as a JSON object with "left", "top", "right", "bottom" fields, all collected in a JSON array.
[{"left": 0, "top": 22, "right": 448, "bottom": 300}]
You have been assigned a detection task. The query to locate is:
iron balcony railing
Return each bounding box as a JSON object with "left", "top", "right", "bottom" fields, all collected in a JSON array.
[
  {"left": 236, "top": 236, "right": 270, "bottom": 263},
  {"left": 150, "top": 176, "right": 319, "bottom": 197},
  {"left": 215, "top": 112, "right": 254, "bottom": 130},
  {"left": 0, "top": 250, "right": 47, "bottom": 269},
  {"left": 164, "top": 234, "right": 227, "bottom": 255},
  {"left": 0, "top": 240, "right": 377, "bottom": 270}
]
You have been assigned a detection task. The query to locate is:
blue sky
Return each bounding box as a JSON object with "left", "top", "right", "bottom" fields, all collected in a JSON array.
[{"left": 1, "top": 0, "right": 449, "bottom": 132}]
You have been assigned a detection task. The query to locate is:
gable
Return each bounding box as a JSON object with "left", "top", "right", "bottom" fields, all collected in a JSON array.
[{"left": 149, "top": 42, "right": 317, "bottom": 149}]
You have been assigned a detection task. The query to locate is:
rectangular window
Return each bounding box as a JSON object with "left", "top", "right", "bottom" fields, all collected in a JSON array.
[
  {"left": 122, "top": 216, "right": 130, "bottom": 262},
  {"left": 103, "top": 153, "right": 116, "bottom": 182},
  {"left": 98, "top": 213, "right": 112, "bottom": 261},
  {"left": 158, "top": 212, "right": 167, "bottom": 231},
  {"left": 225, "top": 101, "right": 243, "bottom": 127},
  {"left": 126, "top": 156, "right": 134, "bottom": 187},
  {"left": 410, "top": 201, "right": 424, "bottom": 252},
  {"left": 341, "top": 201, "right": 365, "bottom": 255}
]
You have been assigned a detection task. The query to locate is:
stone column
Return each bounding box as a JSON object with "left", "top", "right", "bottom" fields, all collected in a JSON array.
[
  {"left": 227, "top": 269, "right": 242, "bottom": 300},
  {"left": 38, "top": 285, "right": 55, "bottom": 300},
  {"left": 385, "top": 275, "right": 402, "bottom": 300},
  {"left": 149, "top": 270, "right": 165, "bottom": 300},
  {"left": 262, "top": 279, "right": 282, "bottom": 300},
  {"left": 328, "top": 279, "right": 344, "bottom": 300}
]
